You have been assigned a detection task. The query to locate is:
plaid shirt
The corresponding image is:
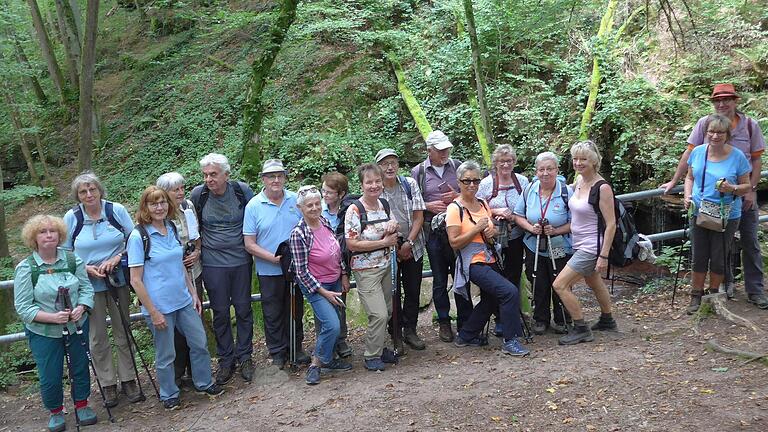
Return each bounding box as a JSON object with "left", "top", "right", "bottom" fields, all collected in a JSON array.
[
  {"left": 288, "top": 217, "right": 342, "bottom": 294},
  {"left": 381, "top": 176, "right": 426, "bottom": 261}
]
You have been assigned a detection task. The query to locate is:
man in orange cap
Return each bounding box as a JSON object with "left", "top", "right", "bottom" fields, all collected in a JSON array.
[{"left": 661, "top": 83, "right": 767, "bottom": 309}]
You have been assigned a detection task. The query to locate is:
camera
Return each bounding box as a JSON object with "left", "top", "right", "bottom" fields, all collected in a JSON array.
[{"left": 184, "top": 241, "right": 196, "bottom": 257}]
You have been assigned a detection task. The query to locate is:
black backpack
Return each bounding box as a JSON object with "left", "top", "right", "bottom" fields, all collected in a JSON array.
[
  {"left": 430, "top": 199, "right": 490, "bottom": 250},
  {"left": 71, "top": 201, "right": 125, "bottom": 244},
  {"left": 334, "top": 196, "right": 391, "bottom": 272},
  {"left": 190, "top": 181, "right": 249, "bottom": 230},
  {"left": 588, "top": 180, "right": 640, "bottom": 268},
  {"left": 133, "top": 220, "right": 182, "bottom": 262}
]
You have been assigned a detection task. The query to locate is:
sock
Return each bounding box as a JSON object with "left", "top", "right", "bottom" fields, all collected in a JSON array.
[
  {"left": 573, "top": 319, "right": 587, "bottom": 327},
  {"left": 50, "top": 406, "right": 64, "bottom": 415},
  {"left": 600, "top": 313, "right": 613, "bottom": 321},
  {"left": 74, "top": 400, "right": 88, "bottom": 410}
]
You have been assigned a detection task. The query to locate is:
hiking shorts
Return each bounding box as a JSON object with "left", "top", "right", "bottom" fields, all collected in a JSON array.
[{"left": 567, "top": 249, "right": 598, "bottom": 277}]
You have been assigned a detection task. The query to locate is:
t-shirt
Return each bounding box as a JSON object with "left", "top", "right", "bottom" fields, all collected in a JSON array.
[
  {"left": 308, "top": 225, "right": 342, "bottom": 283},
  {"left": 476, "top": 173, "right": 529, "bottom": 240},
  {"left": 344, "top": 201, "right": 390, "bottom": 271},
  {"left": 445, "top": 201, "right": 495, "bottom": 264},
  {"left": 243, "top": 190, "right": 302, "bottom": 276},
  {"left": 569, "top": 192, "right": 600, "bottom": 255},
  {"left": 411, "top": 158, "right": 461, "bottom": 221},
  {"left": 194, "top": 182, "right": 254, "bottom": 268},
  {"left": 687, "top": 112, "right": 766, "bottom": 161},
  {"left": 513, "top": 180, "right": 573, "bottom": 256},
  {"left": 321, "top": 201, "right": 341, "bottom": 231},
  {"left": 62, "top": 200, "right": 134, "bottom": 293},
  {"left": 127, "top": 222, "right": 191, "bottom": 315},
  {"left": 688, "top": 144, "right": 751, "bottom": 220}
]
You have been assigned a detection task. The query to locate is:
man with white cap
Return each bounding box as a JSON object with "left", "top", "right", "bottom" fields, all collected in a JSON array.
[
  {"left": 190, "top": 153, "right": 255, "bottom": 384},
  {"left": 412, "top": 131, "right": 474, "bottom": 342},
  {"left": 661, "top": 83, "right": 767, "bottom": 309},
  {"left": 244, "top": 159, "right": 309, "bottom": 369},
  {"left": 376, "top": 148, "right": 427, "bottom": 352}
]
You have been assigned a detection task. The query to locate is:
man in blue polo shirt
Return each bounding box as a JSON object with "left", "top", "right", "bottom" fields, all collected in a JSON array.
[{"left": 244, "top": 159, "right": 308, "bottom": 368}]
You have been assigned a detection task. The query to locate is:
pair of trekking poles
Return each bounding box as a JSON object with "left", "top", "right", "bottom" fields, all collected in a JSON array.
[{"left": 530, "top": 218, "right": 569, "bottom": 331}]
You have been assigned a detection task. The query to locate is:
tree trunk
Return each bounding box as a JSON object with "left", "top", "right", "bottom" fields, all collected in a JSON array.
[
  {"left": 68, "top": 0, "right": 84, "bottom": 39},
  {"left": 3, "top": 90, "right": 42, "bottom": 186},
  {"left": 33, "top": 133, "right": 52, "bottom": 185},
  {"left": 389, "top": 55, "right": 433, "bottom": 140},
  {"left": 463, "top": 0, "right": 495, "bottom": 149},
  {"left": 79, "top": 0, "right": 100, "bottom": 172},
  {"left": 241, "top": 0, "right": 300, "bottom": 181},
  {"left": 54, "top": 0, "right": 82, "bottom": 91},
  {"left": 0, "top": 159, "right": 9, "bottom": 257},
  {"left": 11, "top": 36, "right": 48, "bottom": 105},
  {"left": 578, "top": 0, "right": 618, "bottom": 140},
  {"left": 27, "top": 0, "right": 68, "bottom": 104}
]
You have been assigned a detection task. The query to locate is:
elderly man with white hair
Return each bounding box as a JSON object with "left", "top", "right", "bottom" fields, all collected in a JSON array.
[{"left": 190, "top": 153, "right": 255, "bottom": 384}]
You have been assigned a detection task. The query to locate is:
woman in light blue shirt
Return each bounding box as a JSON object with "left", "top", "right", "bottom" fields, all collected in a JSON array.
[
  {"left": 514, "top": 152, "right": 573, "bottom": 335},
  {"left": 62, "top": 172, "right": 138, "bottom": 407},
  {"left": 127, "top": 186, "right": 223, "bottom": 410}
]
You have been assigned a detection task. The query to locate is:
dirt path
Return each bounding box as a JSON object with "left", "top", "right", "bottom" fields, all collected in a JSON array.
[{"left": 2, "top": 282, "right": 767, "bottom": 432}]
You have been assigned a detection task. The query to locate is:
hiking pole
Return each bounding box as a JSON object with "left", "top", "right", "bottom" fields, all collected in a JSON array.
[
  {"left": 671, "top": 207, "right": 691, "bottom": 306},
  {"left": 56, "top": 290, "right": 82, "bottom": 431},
  {"left": 544, "top": 223, "right": 569, "bottom": 331},
  {"left": 289, "top": 280, "right": 297, "bottom": 370},
  {"left": 105, "top": 274, "right": 149, "bottom": 402},
  {"left": 58, "top": 287, "right": 115, "bottom": 424},
  {"left": 390, "top": 245, "right": 402, "bottom": 357}
]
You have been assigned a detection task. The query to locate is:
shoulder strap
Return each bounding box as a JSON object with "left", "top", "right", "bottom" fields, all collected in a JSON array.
[
  {"left": 104, "top": 201, "right": 125, "bottom": 235},
  {"left": 352, "top": 200, "right": 368, "bottom": 229},
  {"left": 136, "top": 225, "right": 152, "bottom": 261},
  {"left": 194, "top": 184, "right": 210, "bottom": 224},
  {"left": 27, "top": 256, "right": 40, "bottom": 287},
  {"left": 559, "top": 180, "right": 570, "bottom": 213},
  {"left": 231, "top": 181, "right": 247, "bottom": 208},
  {"left": 65, "top": 251, "right": 76, "bottom": 275},
  {"left": 380, "top": 198, "right": 391, "bottom": 218},
  {"left": 27, "top": 252, "right": 78, "bottom": 287},
  {"left": 510, "top": 173, "right": 522, "bottom": 194},
  {"left": 168, "top": 220, "right": 182, "bottom": 246},
  {"left": 700, "top": 145, "right": 709, "bottom": 194},
  {"left": 71, "top": 205, "right": 84, "bottom": 244},
  {"left": 181, "top": 199, "right": 189, "bottom": 211},
  {"left": 491, "top": 171, "right": 499, "bottom": 200},
  {"left": 747, "top": 116, "right": 753, "bottom": 141},
  {"left": 417, "top": 162, "right": 426, "bottom": 195},
  {"left": 450, "top": 159, "right": 460, "bottom": 171},
  {"left": 398, "top": 176, "right": 413, "bottom": 201},
  {"left": 449, "top": 200, "right": 464, "bottom": 222}
]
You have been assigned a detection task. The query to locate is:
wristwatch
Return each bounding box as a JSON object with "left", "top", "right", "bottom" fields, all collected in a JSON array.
[
  {"left": 406, "top": 239, "right": 415, "bottom": 248},
  {"left": 751, "top": 184, "right": 758, "bottom": 192}
]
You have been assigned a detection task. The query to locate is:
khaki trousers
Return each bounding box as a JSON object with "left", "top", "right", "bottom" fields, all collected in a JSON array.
[
  {"left": 353, "top": 265, "right": 393, "bottom": 359},
  {"left": 89, "top": 288, "right": 134, "bottom": 386}
]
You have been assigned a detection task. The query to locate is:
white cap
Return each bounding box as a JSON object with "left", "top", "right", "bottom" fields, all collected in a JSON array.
[{"left": 425, "top": 130, "right": 453, "bottom": 150}]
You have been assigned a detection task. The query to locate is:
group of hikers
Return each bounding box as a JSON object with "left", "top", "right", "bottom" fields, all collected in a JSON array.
[{"left": 12, "top": 83, "right": 766, "bottom": 431}]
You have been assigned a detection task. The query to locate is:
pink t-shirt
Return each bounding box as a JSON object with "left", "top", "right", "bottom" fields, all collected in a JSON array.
[
  {"left": 308, "top": 225, "right": 342, "bottom": 283},
  {"left": 568, "top": 193, "right": 599, "bottom": 255}
]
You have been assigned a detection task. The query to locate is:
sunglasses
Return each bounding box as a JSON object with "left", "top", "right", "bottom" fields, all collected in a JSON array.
[
  {"left": 298, "top": 186, "right": 319, "bottom": 197},
  {"left": 459, "top": 178, "right": 482, "bottom": 185}
]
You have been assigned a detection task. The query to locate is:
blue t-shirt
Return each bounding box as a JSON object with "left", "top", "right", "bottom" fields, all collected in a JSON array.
[
  {"left": 688, "top": 144, "right": 751, "bottom": 220},
  {"left": 243, "top": 190, "right": 302, "bottom": 276},
  {"left": 513, "top": 180, "right": 573, "bottom": 257},
  {"left": 63, "top": 200, "right": 134, "bottom": 292},
  {"left": 321, "top": 201, "right": 341, "bottom": 231},
  {"left": 127, "top": 222, "right": 191, "bottom": 315}
]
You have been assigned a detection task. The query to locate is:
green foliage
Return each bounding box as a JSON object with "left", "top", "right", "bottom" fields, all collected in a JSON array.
[
  {"left": 0, "top": 323, "right": 34, "bottom": 390},
  {"left": 655, "top": 240, "right": 690, "bottom": 274},
  {"left": 0, "top": 185, "right": 55, "bottom": 210},
  {"left": 0, "top": 257, "right": 14, "bottom": 280}
]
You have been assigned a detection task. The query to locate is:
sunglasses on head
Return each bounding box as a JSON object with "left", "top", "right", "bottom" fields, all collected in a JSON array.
[
  {"left": 459, "top": 178, "right": 482, "bottom": 185},
  {"left": 298, "top": 186, "right": 319, "bottom": 196}
]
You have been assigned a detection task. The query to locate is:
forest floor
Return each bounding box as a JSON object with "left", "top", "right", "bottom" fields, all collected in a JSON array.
[{"left": 2, "top": 271, "right": 768, "bottom": 432}]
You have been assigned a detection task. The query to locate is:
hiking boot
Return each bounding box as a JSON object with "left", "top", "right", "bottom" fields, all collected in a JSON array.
[
  {"left": 438, "top": 321, "right": 454, "bottom": 342},
  {"left": 493, "top": 322, "right": 503, "bottom": 337},
  {"left": 197, "top": 383, "right": 225, "bottom": 397},
  {"left": 381, "top": 347, "right": 399, "bottom": 364},
  {"left": 240, "top": 359, "right": 254, "bottom": 382},
  {"left": 271, "top": 353, "right": 287, "bottom": 370},
  {"left": 392, "top": 337, "right": 408, "bottom": 357},
  {"left": 305, "top": 365, "right": 321, "bottom": 385},
  {"left": 364, "top": 358, "right": 386, "bottom": 371},
  {"left": 76, "top": 406, "right": 97, "bottom": 426},
  {"left": 686, "top": 292, "right": 703, "bottom": 315},
  {"left": 558, "top": 325, "right": 594, "bottom": 345},
  {"left": 591, "top": 317, "right": 618, "bottom": 332},
  {"left": 121, "top": 380, "right": 145, "bottom": 403},
  {"left": 48, "top": 412, "right": 66, "bottom": 432},
  {"left": 550, "top": 322, "right": 569, "bottom": 335},
  {"left": 103, "top": 384, "right": 118, "bottom": 408},
  {"left": 403, "top": 328, "right": 426, "bottom": 350},
  {"left": 501, "top": 339, "right": 530, "bottom": 357},
  {"left": 454, "top": 334, "right": 485, "bottom": 348},
  {"left": 163, "top": 397, "right": 181, "bottom": 411},
  {"left": 335, "top": 340, "right": 353, "bottom": 358},
  {"left": 719, "top": 282, "right": 735, "bottom": 300},
  {"left": 747, "top": 294, "right": 768, "bottom": 310},
  {"left": 320, "top": 358, "right": 353, "bottom": 373},
  {"left": 532, "top": 321, "right": 547, "bottom": 335},
  {"left": 215, "top": 365, "right": 234, "bottom": 385},
  {"left": 294, "top": 350, "right": 312, "bottom": 365}
]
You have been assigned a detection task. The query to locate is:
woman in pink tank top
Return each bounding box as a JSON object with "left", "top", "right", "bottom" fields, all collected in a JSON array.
[{"left": 553, "top": 141, "right": 618, "bottom": 346}]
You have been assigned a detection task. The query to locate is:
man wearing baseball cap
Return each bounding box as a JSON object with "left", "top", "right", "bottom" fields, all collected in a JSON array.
[
  {"left": 376, "top": 148, "right": 427, "bottom": 352},
  {"left": 244, "top": 159, "right": 309, "bottom": 368},
  {"left": 412, "top": 131, "right": 474, "bottom": 342},
  {"left": 661, "top": 84, "right": 767, "bottom": 309}
]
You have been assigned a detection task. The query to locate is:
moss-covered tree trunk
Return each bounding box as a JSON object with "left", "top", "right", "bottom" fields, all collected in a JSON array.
[
  {"left": 79, "top": 0, "right": 100, "bottom": 172},
  {"left": 3, "top": 90, "right": 42, "bottom": 186},
  {"left": 54, "top": 0, "right": 82, "bottom": 92},
  {"left": 578, "top": 0, "right": 618, "bottom": 140},
  {"left": 10, "top": 35, "right": 48, "bottom": 105},
  {"left": 389, "top": 55, "right": 433, "bottom": 141},
  {"left": 0, "top": 160, "right": 9, "bottom": 258},
  {"left": 463, "top": 0, "right": 494, "bottom": 157},
  {"left": 26, "top": 0, "right": 68, "bottom": 104},
  {"left": 241, "top": 0, "right": 299, "bottom": 181}
]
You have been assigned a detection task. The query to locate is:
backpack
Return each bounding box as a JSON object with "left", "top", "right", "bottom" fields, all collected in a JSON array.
[
  {"left": 27, "top": 251, "right": 77, "bottom": 287},
  {"left": 398, "top": 175, "right": 413, "bottom": 201},
  {"left": 71, "top": 201, "right": 125, "bottom": 244},
  {"left": 588, "top": 180, "right": 640, "bottom": 268},
  {"left": 521, "top": 179, "right": 570, "bottom": 216},
  {"left": 416, "top": 159, "right": 460, "bottom": 199},
  {"left": 190, "top": 181, "right": 249, "bottom": 229},
  {"left": 430, "top": 199, "right": 490, "bottom": 251},
  {"left": 334, "top": 196, "right": 391, "bottom": 270},
  {"left": 490, "top": 170, "right": 523, "bottom": 200},
  {"left": 133, "top": 221, "right": 181, "bottom": 262},
  {"left": 275, "top": 239, "right": 294, "bottom": 283}
]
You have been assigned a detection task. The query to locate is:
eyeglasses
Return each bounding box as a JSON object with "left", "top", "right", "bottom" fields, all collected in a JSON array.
[
  {"left": 497, "top": 159, "right": 516, "bottom": 166},
  {"left": 263, "top": 173, "right": 285, "bottom": 181},
  {"left": 149, "top": 201, "right": 168, "bottom": 209},
  {"left": 707, "top": 130, "right": 727, "bottom": 136},
  {"left": 536, "top": 167, "right": 557, "bottom": 173},
  {"left": 321, "top": 189, "right": 338, "bottom": 196},
  {"left": 298, "top": 186, "right": 319, "bottom": 197},
  {"left": 459, "top": 178, "right": 482, "bottom": 185},
  {"left": 379, "top": 160, "right": 398, "bottom": 168}
]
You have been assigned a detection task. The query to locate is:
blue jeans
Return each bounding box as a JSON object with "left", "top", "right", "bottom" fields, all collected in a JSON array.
[
  {"left": 426, "top": 232, "right": 473, "bottom": 327},
  {"left": 728, "top": 205, "right": 765, "bottom": 295},
  {"left": 459, "top": 264, "right": 523, "bottom": 341},
  {"left": 28, "top": 319, "right": 91, "bottom": 410},
  {"left": 299, "top": 280, "right": 342, "bottom": 365},
  {"left": 146, "top": 303, "right": 213, "bottom": 401}
]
